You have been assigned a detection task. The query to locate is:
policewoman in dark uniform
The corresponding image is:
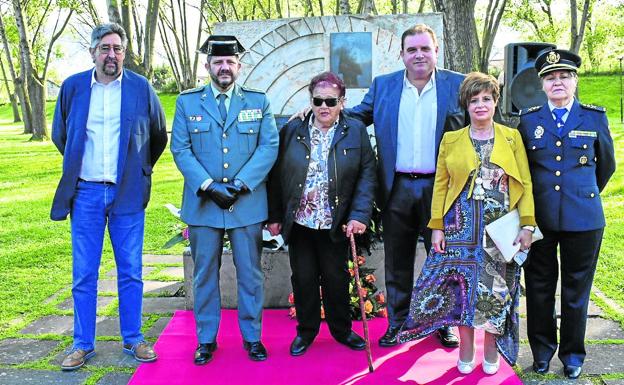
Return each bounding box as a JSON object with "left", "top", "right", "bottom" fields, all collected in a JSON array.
[{"left": 517, "top": 49, "right": 616, "bottom": 379}]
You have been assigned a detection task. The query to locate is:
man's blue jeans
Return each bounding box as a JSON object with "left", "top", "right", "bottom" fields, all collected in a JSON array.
[{"left": 70, "top": 180, "right": 145, "bottom": 350}]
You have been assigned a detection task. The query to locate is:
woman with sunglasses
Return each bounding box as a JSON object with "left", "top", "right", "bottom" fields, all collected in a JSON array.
[{"left": 267, "top": 71, "right": 376, "bottom": 356}]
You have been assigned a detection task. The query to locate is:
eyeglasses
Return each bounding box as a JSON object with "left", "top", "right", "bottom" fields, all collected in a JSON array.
[
  {"left": 312, "top": 97, "right": 340, "bottom": 107},
  {"left": 98, "top": 44, "right": 125, "bottom": 55}
]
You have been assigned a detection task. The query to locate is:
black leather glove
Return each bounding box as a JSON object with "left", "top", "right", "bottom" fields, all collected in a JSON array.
[
  {"left": 229, "top": 179, "right": 249, "bottom": 194},
  {"left": 205, "top": 182, "right": 239, "bottom": 209}
]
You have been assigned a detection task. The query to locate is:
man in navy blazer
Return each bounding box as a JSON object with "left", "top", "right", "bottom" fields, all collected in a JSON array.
[
  {"left": 347, "top": 24, "right": 465, "bottom": 348},
  {"left": 51, "top": 23, "right": 167, "bottom": 371}
]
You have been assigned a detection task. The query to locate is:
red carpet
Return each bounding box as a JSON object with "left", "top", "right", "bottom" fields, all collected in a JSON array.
[{"left": 129, "top": 310, "right": 522, "bottom": 385}]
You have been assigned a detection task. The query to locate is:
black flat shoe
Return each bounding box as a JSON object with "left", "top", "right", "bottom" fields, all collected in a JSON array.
[
  {"left": 532, "top": 361, "right": 549, "bottom": 374},
  {"left": 243, "top": 340, "right": 268, "bottom": 361},
  {"left": 379, "top": 325, "right": 400, "bottom": 347},
  {"left": 337, "top": 331, "right": 366, "bottom": 351},
  {"left": 564, "top": 365, "right": 582, "bottom": 379},
  {"left": 436, "top": 326, "right": 459, "bottom": 348},
  {"left": 194, "top": 342, "right": 217, "bottom": 365},
  {"left": 289, "top": 335, "right": 312, "bottom": 356}
]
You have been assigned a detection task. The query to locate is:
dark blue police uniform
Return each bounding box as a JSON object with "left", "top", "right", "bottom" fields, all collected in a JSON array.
[{"left": 518, "top": 99, "right": 615, "bottom": 372}]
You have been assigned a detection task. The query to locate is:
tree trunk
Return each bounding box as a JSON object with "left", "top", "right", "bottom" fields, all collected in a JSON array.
[
  {"left": 107, "top": 0, "right": 123, "bottom": 24},
  {"left": 12, "top": 0, "right": 47, "bottom": 139},
  {"left": 0, "top": 56, "right": 20, "bottom": 122},
  {"left": 570, "top": 0, "right": 590, "bottom": 54},
  {"left": 358, "top": 0, "right": 375, "bottom": 14},
  {"left": 432, "top": 0, "right": 479, "bottom": 73},
  {"left": 479, "top": 0, "right": 508, "bottom": 72},
  {"left": 143, "top": 0, "right": 161, "bottom": 79}
]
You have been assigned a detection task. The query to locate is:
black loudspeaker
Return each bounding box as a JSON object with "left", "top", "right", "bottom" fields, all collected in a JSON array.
[{"left": 502, "top": 42, "right": 556, "bottom": 116}]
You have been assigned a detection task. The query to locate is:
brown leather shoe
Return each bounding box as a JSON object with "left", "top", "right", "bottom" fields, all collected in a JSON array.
[
  {"left": 123, "top": 341, "right": 157, "bottom": 362},
  {"left": 61, "top": 348, "right": 95, "bottom": 371}
]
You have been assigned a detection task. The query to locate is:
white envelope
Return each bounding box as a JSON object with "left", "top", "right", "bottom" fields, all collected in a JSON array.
[{"left": 484, "top": 209, "right": 543, "bottom": 263}]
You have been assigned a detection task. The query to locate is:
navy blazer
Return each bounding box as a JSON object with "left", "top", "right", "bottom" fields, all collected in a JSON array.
[
  {"left": 346, "top": 68, "right": 465, "bottom": 209},
  {"left": 267, "top": 112, "right": 377, "bottom": 243},
  {"left": 517, "top": 100, "right": 615, "bottom": 231},
  {"left": 51, "top": 69, "right": 168, "bottom": 221}
]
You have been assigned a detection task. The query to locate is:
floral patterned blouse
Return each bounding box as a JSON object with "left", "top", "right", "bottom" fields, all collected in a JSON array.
[{"left": 294, "top": 118, "right": 338, "bottom": 230}]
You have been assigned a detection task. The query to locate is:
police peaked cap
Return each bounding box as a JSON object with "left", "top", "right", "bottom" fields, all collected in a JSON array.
[
  {"left": 535, "top": 48, "right": 581, "bottom": 77},
  {"left": 198, "top": 35, "right": 245, "bottom": 56}
]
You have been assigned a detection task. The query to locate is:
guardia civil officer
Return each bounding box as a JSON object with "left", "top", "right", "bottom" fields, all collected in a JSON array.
[
  {"left": 170, "top": 35, "right": 279, "bottom": 364},
  {"left": 517, "top": 49, "right": 616, "bottom": 379}
]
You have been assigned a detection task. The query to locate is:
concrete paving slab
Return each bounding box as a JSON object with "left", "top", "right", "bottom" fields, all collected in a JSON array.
[
  {"left": 106, "top": 266, "right": 156, "bottom": 278},
  {"left": 0, "top": 339, "right": 61, "bottom": 365},
  {"left": 144, "top": 281, "right": 183, "bottom": 296},
  {"left": 97, "top": 280, "right": 183, "bottom": 296},
  {"left": 19, "top": 315, "right": 74, "bottom": 336},
  {"left": 518, "top": 296, "right": 603, "bottom": 318},
  {"left": 52, "top": 341, "right": 139, "bottom": 368},
  {"left": 58, "top": 296, "right": 115, "bottom": 311},
  {"left": 604, "top": 380, "right": 624, "bottom": 385},
  {"left": 519, "top": 317, "right": 624, "bottom": 340},
  {"left": 95, "top": 372, "right": 132, "bottom": 385},
  {"left": 0, "top": 369, "right": 90, "bottom": 385},
  {"left": 95, "top": 317, "right": 148, "bottom": 337},
  {"left": 145, "top": 317, "right": 172, "bottom": 338},
  {"left": 159, "top": 267, "right": 184, "bottom": 279},
  {"left": 142, "top": 297, "right": 185, "bottom": 314},
  {"left": 518, "top": 344, "right": 624, "bottom": 375},
  {"left": 143, "top": 254, "right": 183, "bottom": 264}
]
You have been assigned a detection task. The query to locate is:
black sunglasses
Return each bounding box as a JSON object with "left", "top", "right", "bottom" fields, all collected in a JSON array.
[{"left": 312, "top": 97, "right": 340, "bottom": 107}]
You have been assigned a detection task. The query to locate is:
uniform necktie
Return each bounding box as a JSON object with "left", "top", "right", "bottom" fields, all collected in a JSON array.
[
  {"left": 552, "top": 107, "right": 567, "bottom": 134},
  {"left": 218, "top": 93, "right": 227, "bottom": 122}
]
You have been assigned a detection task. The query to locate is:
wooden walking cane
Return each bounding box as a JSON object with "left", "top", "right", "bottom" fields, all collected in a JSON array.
[{"left": 349, "top": 233, "right": 374, "bottom": 373}]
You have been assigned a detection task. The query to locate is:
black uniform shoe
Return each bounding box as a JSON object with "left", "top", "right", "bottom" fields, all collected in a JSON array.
[
  {"left": 379, "top": 325, "right": 400, "bottom": 347},
  {"left": 436, "top": 326, "right": 459, "bottom": 347},
  {"left": 532, "top": 361, "right": 550, "bottom": 374},
  {"left": 289, "top": 336, "right": 312, "bottom": 356},
  {"left": 564, "top": 365, "right": 582, "bottom": 379},
  {"left": 194, "top": 342, "right": 217, "bottom": 365},
  {"left": 243, "top": 341, "right": 268, "bottom": 361},
  {"left": 336, "top": 331, "right": 366, "bottom": 350}
]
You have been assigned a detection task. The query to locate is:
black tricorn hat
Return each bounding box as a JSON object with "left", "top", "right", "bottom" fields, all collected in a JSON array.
[
  {"left": 535, "top": 48, "right": 581, "bottom": 77},
  {"left": 198, "top": 35, "right": 245, "bottom": 56}
]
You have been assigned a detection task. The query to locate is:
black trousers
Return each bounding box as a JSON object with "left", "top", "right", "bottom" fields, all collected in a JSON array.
[
  {"left": 382, "top": 174, "right": 434, "bottom": 327},
  {"left": 524, "top": 228, "right": 603, "bottom": 367},
  {"left": 288, "top": 224, "right": 351, "bottom": 342}
]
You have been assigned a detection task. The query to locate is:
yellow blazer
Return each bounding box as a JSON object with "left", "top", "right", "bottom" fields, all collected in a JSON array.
[{"left": 428, "top": 123, "right": 536, "bottom": 230}]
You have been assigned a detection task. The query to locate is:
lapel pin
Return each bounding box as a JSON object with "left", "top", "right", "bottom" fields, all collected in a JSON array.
[{"left": 534, "top": 126, "right": 544, "bottom": 139}]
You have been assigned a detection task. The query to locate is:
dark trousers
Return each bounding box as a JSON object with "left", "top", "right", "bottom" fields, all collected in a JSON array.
[
  {"left": 288, "top": 224, "right": 351, "bottom": 342},
  {"left": 524, "top": 228, "right": 603, "bottom": 367},
  {"left": 382, "top": 174, "right": 434, "bottom": 327}
]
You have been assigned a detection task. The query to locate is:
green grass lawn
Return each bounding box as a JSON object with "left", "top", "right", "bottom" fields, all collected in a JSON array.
[{"left": 0, "top": 75, "right": 623, "bottom": 336}]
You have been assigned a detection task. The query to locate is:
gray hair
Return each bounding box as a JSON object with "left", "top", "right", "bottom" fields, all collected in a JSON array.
[{"left": 90, "top": 23, "right": 127, "bottom": 49}]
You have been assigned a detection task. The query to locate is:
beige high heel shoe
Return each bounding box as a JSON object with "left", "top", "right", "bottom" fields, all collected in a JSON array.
[
  {"left": 482, "top": 355, "right": 500, "bottom": 375},
  {"left": 457, "top": 356, "right": 476, "bottom": 374}
]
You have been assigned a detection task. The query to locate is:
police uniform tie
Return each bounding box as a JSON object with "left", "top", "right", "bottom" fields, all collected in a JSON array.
[
  {"left": 552, "top": 107, "right": 567, "bottom": 134},
  {"left": 218, "top": 93, "right": 227, "bottom": 122}
]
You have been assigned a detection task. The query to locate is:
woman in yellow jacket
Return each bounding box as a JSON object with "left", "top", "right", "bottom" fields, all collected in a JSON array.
[{"left": 398, "top": 72, "right": 536, "bottom": 375}]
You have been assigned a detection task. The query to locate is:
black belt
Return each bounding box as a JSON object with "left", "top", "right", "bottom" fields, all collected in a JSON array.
[
  {"left": 396, "top": 172, "right": 435, "bottom": 179},
  {"left": 78, "top": 178, "right": 115, "bottom": 185}
]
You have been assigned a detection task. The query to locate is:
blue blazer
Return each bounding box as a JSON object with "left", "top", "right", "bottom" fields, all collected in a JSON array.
[
  {"left": 170, "top": 84, "right": 279, "bottom": 228},
  {"left": 517, "top": 100, "right": 616, "bottom": 231},
  {"left": 347, "top": 68, "right": 465, "bottom": 209},
  {"left": 50, "top": 69, "right": 168, "bottom": 221}
]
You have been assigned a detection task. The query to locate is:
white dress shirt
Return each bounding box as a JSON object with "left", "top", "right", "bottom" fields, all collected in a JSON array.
[
  {"left": 548, "top": 98, "right": 575, "bottom": 124},
  {"left": 79, "top": 69, "right": 122, "bottom": 183},
  {"left": 396, "top": 71, "right": 438, "bottom": 174}
]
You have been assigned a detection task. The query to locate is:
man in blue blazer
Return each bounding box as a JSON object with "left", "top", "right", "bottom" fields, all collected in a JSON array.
[
  {"left": 51, "top": 24, "right": 167, "bottom": 370},
  {"left": 518, "top": 49, "right": 616, "bottom": 379},
  {"left": 347, "top": 24, "right": 465, "bottom": 348},
  {"left": 170, "top": 36, "right": 278, "bottom": 364}
]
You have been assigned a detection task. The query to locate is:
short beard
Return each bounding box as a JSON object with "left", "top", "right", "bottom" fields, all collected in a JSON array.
[
  {"left": 102, "top": 59, "right": 119, "bottom": 77},
  {"left": 210, "top": 70, "right": 234, "bottom": 91}
]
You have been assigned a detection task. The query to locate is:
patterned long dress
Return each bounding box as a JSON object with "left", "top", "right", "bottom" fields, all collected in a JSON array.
[{"left": 397, "top": 138, "right": 522, "bottom": 365}]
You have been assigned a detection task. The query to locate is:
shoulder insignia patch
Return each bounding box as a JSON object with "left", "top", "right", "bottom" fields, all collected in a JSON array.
[
  {"left": 180, "top": 86, "right": 205, "bottom": 95},
  {"left": 580, "top": 103, "right": 606, "bottom": 112},
  {"left": 519, "top": 105, "right": 542, "bottom": 116},
  {"left": 239, "top": 85, "right": 265, "bottom": 94}
]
